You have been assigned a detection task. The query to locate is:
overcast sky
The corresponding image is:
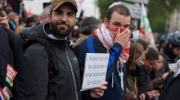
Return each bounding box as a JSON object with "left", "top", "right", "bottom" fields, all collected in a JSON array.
[{"left": 23, "top": 0, "right": 100, "bottom": 19}]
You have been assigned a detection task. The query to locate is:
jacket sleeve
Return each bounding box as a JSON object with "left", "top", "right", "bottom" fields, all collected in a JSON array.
[
  {"left": 79, "top": 37, "right": 123, "bottom": 81},
  {"left": 149, "top": 76, "right": 164, "bottom": 90},
  {"left": 11, "top": 34, "right": 26, "bottom": 100},
  {"left": 24, "top": 45, "right": 48, "bottom": 100}
]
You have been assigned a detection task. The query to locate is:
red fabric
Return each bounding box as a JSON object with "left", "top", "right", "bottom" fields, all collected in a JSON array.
[{"left": 94, "top": 24, "right": 130, "bottom": 67}]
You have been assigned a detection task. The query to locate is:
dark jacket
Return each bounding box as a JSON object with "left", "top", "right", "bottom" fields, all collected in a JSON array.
[
  {"left": 0, "top": 26, "right": 25, "bottom": 100},
  {"left": 19, "top": 23, "right": 40, "bottom": 43},
  {"left": 149, "top": 70, "right": 164, "bottom": 91},
  {"left": 79, "top": 36, "right": 126, "bottom": 100},
  {"left": 23, "top": 23, "right": 82, "bottom": 100},
  {"left": 159, "top": 72, "right": 180, "bottom": 100},
  {"left": 134, "top": 64, "right": 150, "bottom": 100}
]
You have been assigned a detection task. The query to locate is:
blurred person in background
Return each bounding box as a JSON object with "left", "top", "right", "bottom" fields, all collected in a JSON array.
[
  {"left": 157, "top": 39, "right": 166, "bottom": 52},
  {"left": 21, "top": 3, "right": 28, "bottom": 19},
  {"left": 140, "top": 35, "right": 151, "bottom": 45},
  {"left": 73, "top": 16, "right": 101, "bottom": 48},
  {"left": 7, "top": 10, "right": 16, "bottom": 28},
  {"left": 136, "top": 48, "right": 160, "bottom": 100},
  {"left": 25, "top": 17, "right": 35, "bottom": 27},
  {"left": 149, "top": 53, "right": 169, "bottom": 91},
  {"left": 0, "top": 0, "right": 14, "bottom": 30},
  {"left": 156, "top": 32, "right": 180, "bottom": 78},
  {"left": 126, "top": 43, "right": 144, "bottom": 100}
]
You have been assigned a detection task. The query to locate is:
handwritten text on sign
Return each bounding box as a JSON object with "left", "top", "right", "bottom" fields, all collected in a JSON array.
[{"left": 81, "top": 53, "right": 109, "bottom": 91}]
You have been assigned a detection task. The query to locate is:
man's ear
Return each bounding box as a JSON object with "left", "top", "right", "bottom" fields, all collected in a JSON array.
[
  {"left": 38, "top": 16, "right": 44, "bottom": 23},
  {"left": 74, "top": 17, "right": 77, "bottom": 25},
  {"left": 47, "top": 13, "right": 51, "bottom": 22},
  {"left": 169, "top": 43, "right": 172, "bottom": 49},
  {"left": 104, "top": 18, "right": 108, "bottom": 28}
]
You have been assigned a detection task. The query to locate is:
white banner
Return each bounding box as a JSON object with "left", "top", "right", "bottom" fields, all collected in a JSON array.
[{"left": 75, "top": 0, "right": 84, "bottom": 18}]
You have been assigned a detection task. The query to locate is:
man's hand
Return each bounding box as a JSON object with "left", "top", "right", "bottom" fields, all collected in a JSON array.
[
  {"left": 91, "top": 81, "right": 108, "bottom": 98},
  {"left": 0, "top": 15, "right": 9, "bottom": 29},
  {"left": 147, "top": 90, "right": 160, "bottom": 100},
  {"left": 139, "top": 93, "right": 145, "bottom": 100},
  {"left": 162, "top": 72, "right": 169, "bottom": 80},
  {"left": 114, "top": 27, "right": 131, "bottom": 48}
]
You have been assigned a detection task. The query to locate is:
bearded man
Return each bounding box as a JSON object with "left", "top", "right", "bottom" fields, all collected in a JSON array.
[{"left": 23, "top": 0, "right": 107, "bottom": 100}]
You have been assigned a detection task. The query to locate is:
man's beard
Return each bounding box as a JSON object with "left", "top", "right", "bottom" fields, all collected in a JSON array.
[{"left": 50, "top": 19, "right": 74, "bottom": 38}]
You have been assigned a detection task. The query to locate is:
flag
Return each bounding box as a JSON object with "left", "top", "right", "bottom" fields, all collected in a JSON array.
[
  {"left": 75, "top": 0, "right": 84, "bottom": 18},
  {"left": 28, "top": 7, "right": 32, "bottom": 17},
  {"left": 140, "top": 3, "right": 155, "bottom": 46},
  {"left": 0, "top": 87, "right": 5, "bottom": 100}
]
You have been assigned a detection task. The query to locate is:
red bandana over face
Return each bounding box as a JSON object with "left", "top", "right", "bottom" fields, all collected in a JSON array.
[{"left": 94, "top": 24, "right": 130, "bottom": 67}]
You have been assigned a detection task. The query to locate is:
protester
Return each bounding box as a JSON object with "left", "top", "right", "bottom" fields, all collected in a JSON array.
[
  {"left": 140, "top": 35, "right": 151, "bottom": 45},
  {"left": 7, "top": 10, "right": 16, "bottom": 28},
  {"left": 23, "top": 0, "right": 107, "bottom": 100},
  {"left": 149, "top": 53, "right": 169, "bottom": 91},
  {"left": 137, "top": 39, "right": 149, "bottom": 61},
  {"left": 38, "top": 5, "right": 50, "bottom": 23},
  {"left": 79, "top": 4, "right": 131, "bottom": 100},
  {"left": 25, "top": 17, "right": 35, "bottom": 27},
  {"left": 159, "top": 59, "right": 180, "bottom": 100},
  {"left": 0, "top": 0, "right": 13, "bottom": 30},
  {"left": 0, "top": 19, "right": 25, "bottom": 100},
  {"left": 136, "top": 48, "right": 160, "bottom": 100},
  {"left": 156, "top": 32, "right": 180, "bottom": 78},
  {"left": 73, "top": 16, "right": 101, "bottom": 48},
  {"left": 126, "top": 43, "right": 144, "bottom": 100}
]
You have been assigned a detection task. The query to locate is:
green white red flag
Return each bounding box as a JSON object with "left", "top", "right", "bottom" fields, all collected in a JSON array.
[{"left": 140, "top": 3, "right": 155, "bottom": 46}]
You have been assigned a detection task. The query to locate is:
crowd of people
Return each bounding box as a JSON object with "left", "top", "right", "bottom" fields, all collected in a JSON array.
[{"left": 0, "top": 0, "right": 180, "bottom": 100}]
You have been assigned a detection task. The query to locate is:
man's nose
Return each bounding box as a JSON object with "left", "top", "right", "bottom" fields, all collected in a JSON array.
[{"left": 61, "top": 14, "right": 68, "bottom": 22}]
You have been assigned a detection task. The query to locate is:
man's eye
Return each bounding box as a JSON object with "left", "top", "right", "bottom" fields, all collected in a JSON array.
[
  {"left": 56, "top": 12, "right": 62, "bottom": 15},
  {"left": 124, "top": 25, "right": 129, "bottom": 28},
  {"left": 68, "top": 13, "right": 74, "bottom": 17}
]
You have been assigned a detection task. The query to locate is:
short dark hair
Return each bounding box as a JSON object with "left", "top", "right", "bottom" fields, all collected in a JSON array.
[
  {"left": 106, "top": 4, "right": 131, "bottom": 21},
  {"left": 137, "top": 39, "right": 148, "bottom": 51},
  {"left": 146, "top": 48, "right": 159, "bottom": 60},
  {"left": 80, "top": 17, "right": 101, "bottom": 35}
]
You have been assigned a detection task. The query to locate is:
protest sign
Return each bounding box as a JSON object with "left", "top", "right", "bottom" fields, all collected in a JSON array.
[{"left": 81, "top": 53, "right": 109, "bottom": 91}]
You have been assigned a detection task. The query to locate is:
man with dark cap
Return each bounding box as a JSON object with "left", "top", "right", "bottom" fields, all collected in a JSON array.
[{"left": 23, "top": 0, "right": 107, "bottom": 100}]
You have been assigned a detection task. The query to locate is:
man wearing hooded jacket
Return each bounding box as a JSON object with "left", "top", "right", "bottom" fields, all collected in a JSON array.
[{"left": 23, "top": 0, "right": 107, "bottom": 100}]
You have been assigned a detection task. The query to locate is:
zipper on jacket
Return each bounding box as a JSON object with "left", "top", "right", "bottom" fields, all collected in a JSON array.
[{"left": 66, "top": 51, "right": 79, "bottom": 100}]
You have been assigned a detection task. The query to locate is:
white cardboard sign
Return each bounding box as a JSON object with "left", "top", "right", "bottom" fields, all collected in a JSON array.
[{"left": 81, "top": 53, "right": 109, "bottom": 91}]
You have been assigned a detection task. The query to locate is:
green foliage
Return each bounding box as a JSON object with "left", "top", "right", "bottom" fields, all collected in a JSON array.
[{"left": 97, "top": 0, "right": 180, "bottom": 34}]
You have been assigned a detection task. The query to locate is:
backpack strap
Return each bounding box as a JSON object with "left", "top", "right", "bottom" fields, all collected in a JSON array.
[
  {"left": 93, "top": 36, "right": 107, "bottom": 53},
  {"left": 24, "top": 38, "right": 59, "bottom": 77}
]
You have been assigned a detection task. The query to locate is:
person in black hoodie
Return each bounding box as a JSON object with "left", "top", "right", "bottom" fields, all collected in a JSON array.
[
  {"left": 0, "top": 26, "right": 26, "bottom": 99},
  {"left": 136, "top": 48, "right": 160, "bottom": 100}
]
